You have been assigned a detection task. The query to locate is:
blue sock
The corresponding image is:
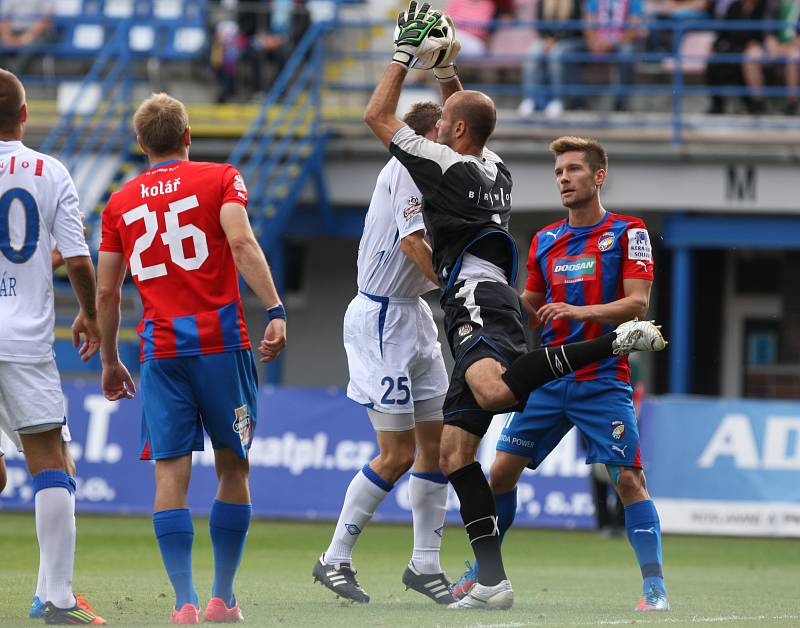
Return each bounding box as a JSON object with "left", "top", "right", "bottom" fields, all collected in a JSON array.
[
  {"left": 210, "top": 500, "right": 252, "bottom": 607},
  {"left": 495, "top": 488, "right": 517, "bottom": 544},
  {"left": 624, "top": 499, "right": 666, "bottom": 595},
  {"left": 153, "top": 508, "right": 198, "bottom": 609}
]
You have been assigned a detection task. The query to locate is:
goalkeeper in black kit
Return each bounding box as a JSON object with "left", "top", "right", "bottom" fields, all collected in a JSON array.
[{"left": 362, "top": 2, "right": 667, "bottom": 610}]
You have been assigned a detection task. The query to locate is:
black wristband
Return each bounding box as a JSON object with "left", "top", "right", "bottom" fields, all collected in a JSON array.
[{"left": 267, "top": 304, "right": 286, "bottom": 321}]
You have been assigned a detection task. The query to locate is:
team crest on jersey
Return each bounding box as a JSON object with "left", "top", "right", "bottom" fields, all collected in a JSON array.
[
  {"left": 611, "top": 421, "right": 625, "bottom": 440},
  {"left": 458, "top": 323, "right": 473, "bottom": 337},
  {"left": 403, "top": 195, "right": 422, "bottom": 219},
  {"left": 232, "top": 405, "right": 252, "bottom": 448},
  {"left": 551, "top": 256, "right": 597, "bottom": 285},
  {"left": 597, "top": 231, "right": 615, "bottom": 252},
  {"left": 627, "top": 228, "right": 652, "bottom": 261}
]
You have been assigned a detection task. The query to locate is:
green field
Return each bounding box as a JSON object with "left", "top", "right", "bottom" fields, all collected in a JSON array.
[{"left": 1, "top": 512, "right": 798, "bottom": 627}]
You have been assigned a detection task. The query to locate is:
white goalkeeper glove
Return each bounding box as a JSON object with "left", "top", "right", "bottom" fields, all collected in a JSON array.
[
  {"left": 393, "top": 0, "right": 444, "bottom": 68},
  {"left": 432, "top": 17, "right": 461, "bottom": 81}
]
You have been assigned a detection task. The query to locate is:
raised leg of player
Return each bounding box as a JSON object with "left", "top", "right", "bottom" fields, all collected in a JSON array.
[
  {"left": 21, "top": 429, "right": 77, "bottom": 610},
  {"left": 205, "top": 448, "right": 251, "bottom": 621},
  {"left": 153, "top": 456, "right": 200, "bottom": 613},
  {"left": 608, "top": 466, "right": 669, "bottom": 611},
  {"left": 499, "top": 322, "right": 666, "bottom": 410}
]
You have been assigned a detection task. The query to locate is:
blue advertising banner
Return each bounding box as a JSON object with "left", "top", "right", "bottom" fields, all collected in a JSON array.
[
  {"left": 640, "top": 396, "right": 800, "bottom": 536},
  {"left": 0, "top": 382, "right": 595, "bottom": 530}
]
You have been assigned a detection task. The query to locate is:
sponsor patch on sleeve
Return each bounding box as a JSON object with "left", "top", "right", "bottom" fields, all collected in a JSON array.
[
  {"left": 403, "top": 195, "right": 422, "bottom": 219},
  {"left": 627, "top": 228, "right": 652, "bottom": 262}
]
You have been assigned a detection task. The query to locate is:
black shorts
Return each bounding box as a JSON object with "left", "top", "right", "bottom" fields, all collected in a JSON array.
[{"left": 441, "top": 279, "right": 530, "bottom": 437}]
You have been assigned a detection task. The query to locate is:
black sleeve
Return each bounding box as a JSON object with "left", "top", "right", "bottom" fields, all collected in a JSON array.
[{"left": 388, "top": 125, "right": 462, "bottom": 201}]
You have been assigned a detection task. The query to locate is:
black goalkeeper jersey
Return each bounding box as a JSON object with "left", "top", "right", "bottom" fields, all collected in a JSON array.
[{"left": 388, "top": 125, "right": 518, "bottom": 290}]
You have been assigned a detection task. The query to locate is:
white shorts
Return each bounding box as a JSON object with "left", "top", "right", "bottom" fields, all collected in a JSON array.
[
  {"left": 0, "top": 360, "right": 67, "bottom": 451},
  {"left": 344, "top": 293, "right": 449, "bottom": 416}
]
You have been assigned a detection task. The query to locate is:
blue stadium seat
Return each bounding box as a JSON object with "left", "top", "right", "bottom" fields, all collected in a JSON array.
[
  {"left": 104, "top": 0, "right": 136, "bottom": 19},
  {"left": 163, "top": 26, "right": 206, "bottom": 59}
]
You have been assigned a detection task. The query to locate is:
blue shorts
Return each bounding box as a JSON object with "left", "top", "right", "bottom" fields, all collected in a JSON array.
[
  {"left": 496, "top": 378, "right": 642, "bottom": 469},
  {"left": 140, "top": 349, "right": 258, "bottom": 461}
]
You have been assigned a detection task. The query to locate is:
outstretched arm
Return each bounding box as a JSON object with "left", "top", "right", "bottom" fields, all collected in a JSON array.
[
  {"left": 365, "top": 1, "right": 448, "bottom": 146},
  {"left": 364, "top": 63, "right": 408, "bottom": 147}
]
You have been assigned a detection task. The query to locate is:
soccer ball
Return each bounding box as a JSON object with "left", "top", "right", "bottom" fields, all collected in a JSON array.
[{"left": 394, "top": 15, "right": 457, "bottom": 71}]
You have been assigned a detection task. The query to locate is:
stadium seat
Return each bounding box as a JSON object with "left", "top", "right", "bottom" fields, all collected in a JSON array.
[
  {"left": 168, "top": 26, "right": 206, "bottom": 57},
  {"left": 104, "top": 0, "right": 135, "bottom": 18},
  {"left": 153, "top": 0, "right": 183, "bottom": 20},
  {"left": 662, "top": 31, "right": 715, "bottom": 75},
  {"left": 71, "top": 23, "right": 106, "bottom": 50},
  {"left": 129, "top": 25, "right": 156, "bottom": 53},
  {"left": 54, "top": 0, "right": 85, "bottom": 18}
]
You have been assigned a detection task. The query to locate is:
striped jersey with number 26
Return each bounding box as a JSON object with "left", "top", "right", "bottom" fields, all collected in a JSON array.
[
  {"left": 100, "top": 160, "right": 251, "bottom": 362},
  {"left": 527, "top": 212, "right": 654, "bottom": 382}
]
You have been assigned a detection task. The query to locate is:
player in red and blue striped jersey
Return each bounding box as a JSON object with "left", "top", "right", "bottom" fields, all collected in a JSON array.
[
  {"left": 97, "top": 94, "right": 287, "bottom": 624},
  {"left": 452, "top": 137, "right": 668, "bottom": 612}
]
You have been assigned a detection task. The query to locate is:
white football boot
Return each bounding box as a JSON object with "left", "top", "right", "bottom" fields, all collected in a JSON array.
[
  {"left": 447, "top": 580, "right": 513, "bottom": 610},
  {"left": 612, "top": 320, "right": 667, "bottom": 355}
]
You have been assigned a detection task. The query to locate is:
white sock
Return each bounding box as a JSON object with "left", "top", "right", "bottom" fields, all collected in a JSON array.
[
  {"left": 35, "top": 552, "right": 46, "bottom": 601},
  {"left": 35, "top": 487, "right": 76, "bottom": 609},
  {"left": 34, "top": 491, "right": 74, "bottom": 603},
  {"left": 324, "top": 466, "right": 390, "bottom": 564},
  {"left": 408, "top": 473, "right": 448, "bottom": 574}
]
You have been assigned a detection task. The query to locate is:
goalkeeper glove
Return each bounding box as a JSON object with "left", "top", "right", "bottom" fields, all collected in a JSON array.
[
  {"left": 433, "top": 17, "right": 461, "bottom": 81},
  {"left": 393, "top": 1, "right": 444, "bottom": 68}
]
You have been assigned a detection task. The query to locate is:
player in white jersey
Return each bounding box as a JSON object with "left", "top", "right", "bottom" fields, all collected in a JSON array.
[
  {"left": 0, "top": 69, "right": 105, "bottom": 625},
  {"left": 313, "top": 102, "right": 455, "bottom": 606}
]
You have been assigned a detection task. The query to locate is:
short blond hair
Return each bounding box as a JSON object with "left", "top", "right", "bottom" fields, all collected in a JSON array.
[
  {"left": 549, "top": 136, "right": 608, "bottom": 173},
  {"left": 133, "top": 93, "right": 189, "bottom": 156}
]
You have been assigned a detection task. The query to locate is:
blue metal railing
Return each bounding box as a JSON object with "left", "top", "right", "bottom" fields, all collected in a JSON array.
[
  {"left": 326, "top": 18, "right": 800, "bottom": 145},
  {"left": 228, "top": 20, "right": 331, "bottom": 248},
  {"left": 40, "top": 21, "right": 136, "bottom": 251}
]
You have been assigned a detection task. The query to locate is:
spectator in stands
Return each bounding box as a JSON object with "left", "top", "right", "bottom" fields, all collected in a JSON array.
[
  {"left": 584, "top": 0, "right": 647, "bottom": 111},
  {"left": 705, "top": 0, "right": 795, "bottom": 114},
  {"left": 444, "top": 0, "right": 496, "bottom": 56},
  {"left": 0, "top": 0, "right": 53, "bottom": 75},
  {"left": 518, "top": 0, "right": 584, "bottom": 118},
  {"left": 212, "top": 0, "right": 310, "bottom": 102},
  {"left": 211, "top": 0, "right": 241, "bottom": 103},
  {"left": 646, "top": 0, "right": 711, "bottom": 52},
  {"left": 769, "top": 0, "right": 800, "bottom": 113},
  {"left": 248, "top": 0, "right": 310, "bottom": 98}
]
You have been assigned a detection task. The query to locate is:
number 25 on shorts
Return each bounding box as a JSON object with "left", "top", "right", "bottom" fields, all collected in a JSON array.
[{"left": 380, "top": 376, "right": 410, "bottom": 405}]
